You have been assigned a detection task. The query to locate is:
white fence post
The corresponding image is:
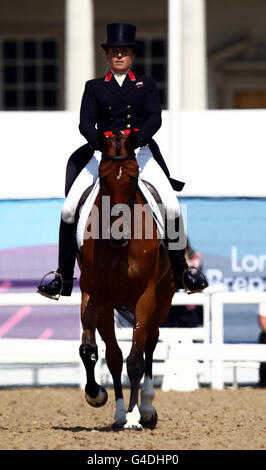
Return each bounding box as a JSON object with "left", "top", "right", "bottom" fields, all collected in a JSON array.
[{"left": 211, "top": 293, "right": 224, "bottom": 389}]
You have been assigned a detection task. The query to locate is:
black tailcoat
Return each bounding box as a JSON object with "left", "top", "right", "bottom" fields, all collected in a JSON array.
[
  {"left": 65, "top": 71, "right": 184, "bottom": 196},
  {"left": 79, "top": 71, "right": 161, "bottom": 146}
]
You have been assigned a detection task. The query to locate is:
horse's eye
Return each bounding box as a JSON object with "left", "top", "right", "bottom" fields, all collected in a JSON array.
[
  {"left": 131, "top": 175, "right": 138, "bottom": 183},
  {"left": 100, "top": 177, "right": 106, "bottom": 188}
]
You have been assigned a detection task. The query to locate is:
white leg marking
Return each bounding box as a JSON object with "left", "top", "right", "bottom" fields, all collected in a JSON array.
[
  {"left": 124, "top": 404, "right": 142, "bottom": 430},
  {"left": 139, "top": 376, "right": 156, "bottom": 423},
  {"left": 114, "top": 398, "right": 127, "bottom": 426}
]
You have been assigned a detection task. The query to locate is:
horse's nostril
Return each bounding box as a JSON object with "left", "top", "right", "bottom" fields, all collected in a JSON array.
[{"left": 110, "top": 237, "right": 128, "bottom": 248}]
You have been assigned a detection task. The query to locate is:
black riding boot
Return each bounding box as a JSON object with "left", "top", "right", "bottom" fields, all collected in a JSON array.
[
  {"left": 258, "top": 332, "right": 266, "bottom": 387},
  {"left": 168, "top": 247, "right": 188, "bottom": 289},
  {"left": 166, "top": 216, "right": 208, "bottom": 293},
  {"left": 37, "top": 219, "right": 77, "bottom": 299}
]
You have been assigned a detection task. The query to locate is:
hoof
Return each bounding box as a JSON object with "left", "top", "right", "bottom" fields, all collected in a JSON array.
[
  {"left": 111, "top": 421, "right": 126, "bottom": 431},
  {"left": 123, "top": 423, "right": 143, "bottom": 431},
  {"left": 85, "top": 386, "right": 108, "bottom": 408},
  {"left": 140, "top": 410, "right": 158, "bottom": 429}
]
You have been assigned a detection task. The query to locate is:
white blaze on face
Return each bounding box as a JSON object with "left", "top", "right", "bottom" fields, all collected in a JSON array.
[{"left": 117, "top": 166, "right": 122, "bottom": 180}]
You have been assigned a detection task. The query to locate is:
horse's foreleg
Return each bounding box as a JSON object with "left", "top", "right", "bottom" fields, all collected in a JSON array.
[
  {"left": 125, "top": 285, "right": 156, "bottom": 430},
  {"left": 125, "top": 346, "right": 145, "bottom": 430},
  {"left": 97, "top": 310, "right": 127, "bottom": 428},
  {"left": 139, "top": 270, "right": 175, "bottom": 427},
  {"left": 139, "top": 328, "right": 159, "bottom": 429},
  {"left": 79, "top": 292, "right": 108, "bottom": 407}
]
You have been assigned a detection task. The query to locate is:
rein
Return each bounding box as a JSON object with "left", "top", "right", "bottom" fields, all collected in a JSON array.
[{"left": 104, "top": 131, "right": 130, "bottom": 155}]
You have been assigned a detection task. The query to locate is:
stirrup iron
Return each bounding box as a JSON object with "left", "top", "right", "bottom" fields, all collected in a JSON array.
[
  {"left": 37, "top": 271, "right": 63, "bottom": 301},
  {"left": 182, "top": 266, "right": 209, "bottom": 295}
]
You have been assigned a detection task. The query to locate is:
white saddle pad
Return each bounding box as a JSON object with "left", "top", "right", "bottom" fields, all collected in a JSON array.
[
  {"left": 76, "top": 178, "right": 100, "bottom": 249},
  {"left": 76, "top": 177, "right": 165, "bottom": 249}
]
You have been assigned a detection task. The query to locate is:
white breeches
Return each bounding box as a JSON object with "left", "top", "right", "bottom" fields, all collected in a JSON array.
[{"left": 61, "top": 146, "right": 181, "bottom": 224}]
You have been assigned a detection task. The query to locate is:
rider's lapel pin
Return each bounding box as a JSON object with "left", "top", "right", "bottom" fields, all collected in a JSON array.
[{"left": 136, "top": 81, "right": 143, "bottom": 88}]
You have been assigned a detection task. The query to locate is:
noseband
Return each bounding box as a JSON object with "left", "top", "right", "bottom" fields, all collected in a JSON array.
[
  {"left": 100, "top": 132, "right": 138, "bottom": 229},
  {"left": 101, "top": 153, "right": 136, "bottom": 162}
]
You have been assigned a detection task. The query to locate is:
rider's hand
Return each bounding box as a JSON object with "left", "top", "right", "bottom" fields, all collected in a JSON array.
[{"left": 131, "top": 130, "right": 144, "bottom": 149}]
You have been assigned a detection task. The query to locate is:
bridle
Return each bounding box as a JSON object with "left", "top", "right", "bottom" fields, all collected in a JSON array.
[
  {"left": 101, "top": 153, "right": 136, "bottom": 162},
  {"left": 99, "top": 154, "right": 138, "bottom": 207},
  {"left": 99, "top": 133, "right": 138, "bottom": 237},
  {"left": 101, "top": 130, "right": 136, "bottom": 159}
]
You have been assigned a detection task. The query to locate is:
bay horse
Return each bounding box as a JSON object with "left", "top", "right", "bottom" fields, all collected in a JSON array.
[{"left": 79, "top": 130, "right": 175, "bottom": 430}]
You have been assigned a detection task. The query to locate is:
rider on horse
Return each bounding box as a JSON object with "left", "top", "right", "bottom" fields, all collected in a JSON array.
[{"left": 37, "top": 22, "right": 208, "bottom": 299}]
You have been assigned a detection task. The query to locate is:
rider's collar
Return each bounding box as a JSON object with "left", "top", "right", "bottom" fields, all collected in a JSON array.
[{"left": 105, "top": 69, "right": 136, "bottom": 82}]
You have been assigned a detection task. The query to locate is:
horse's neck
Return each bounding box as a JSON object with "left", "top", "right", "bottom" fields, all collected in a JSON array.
[{"left": 135, "top": 190, "right": 145, "bottom": 205}]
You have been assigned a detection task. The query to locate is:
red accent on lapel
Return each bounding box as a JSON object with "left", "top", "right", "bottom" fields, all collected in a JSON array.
[
  {"left": 104, "top": 70, "right": 113, "bottom": 82},
  {"left": 128, "top": 70, "right": 136, "bottom": 81}
]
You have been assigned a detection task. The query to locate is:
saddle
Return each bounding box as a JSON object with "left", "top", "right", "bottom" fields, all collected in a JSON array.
[
  {"left": 75, "top": 178, "right": 165, "bottom": 250},
  {"left": 75, "top": 179, "right": 167, "bottom": 325}
]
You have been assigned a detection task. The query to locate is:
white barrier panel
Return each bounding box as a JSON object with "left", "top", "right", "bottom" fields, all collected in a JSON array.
[
  {"left": 0, "top": 292, "right": 210, "bottom": 388},
  {"left": 0, "top": 338, "right": 81, "bottom": 387},
  {"left": 0, "top": 338, "right": 79, "bottom": 364},
  {"left": 0, "top": 293, "right": 81, "bottom": 386},
  {"left": 1, "top": 291, "right": 265, "bottom": 389},
  {"left": 211, "top": 291, "right": 266, "bottom": 389},
  {"left": 166, "top": 343, "right": 266, "bottom": 361},
  {"left": 0, "top": 292, "right": 82, "bottom": 306},
  {"left": 162, "top": 343, "right": 266, "bottom": 391}
]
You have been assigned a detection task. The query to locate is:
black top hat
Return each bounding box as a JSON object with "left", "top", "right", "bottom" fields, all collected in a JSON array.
[{"left": 101, "top": 23, "right": 138, "bottom": 51}]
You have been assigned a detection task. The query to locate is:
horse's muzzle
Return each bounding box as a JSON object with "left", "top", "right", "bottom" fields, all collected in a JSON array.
[
  {"left": 110, "top": 236, "right": 129, "bottom": 248},
  {"left": 110, "top": 209, "right": 131, "bottom": 248}
]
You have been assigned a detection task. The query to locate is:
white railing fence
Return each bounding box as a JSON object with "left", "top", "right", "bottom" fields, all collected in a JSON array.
[
  {"left": 210, "top": 291, "right": 266, "bottom": 389},
  {"left": 0, "top": 291, "right": 266, "bottom": 390}
]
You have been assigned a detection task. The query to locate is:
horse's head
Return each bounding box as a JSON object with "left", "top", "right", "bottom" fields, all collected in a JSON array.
[
  {"left": 98, "top": 130, "right": 139, "bottom": 247},
  {"left": 97, "top": 128, "right": 139, "bottom": 156}
]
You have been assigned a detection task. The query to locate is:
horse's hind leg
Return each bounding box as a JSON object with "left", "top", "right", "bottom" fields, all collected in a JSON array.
[
  {"left": 140, "top": 272, "right": 175, "bottom": 428},
  {"left": 97, "top": 308, "right": 127, "bottom": 428},
  {"left": 79, "top": 292, "right": 108, "bottom": 407},
  {"left": 139, "top": 327, "right": 159, "bottom": 429}
]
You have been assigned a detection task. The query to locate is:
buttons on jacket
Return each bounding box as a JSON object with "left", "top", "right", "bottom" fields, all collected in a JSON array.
[{"left": 105, "top": 104, "right": 133, "bottom": 129}]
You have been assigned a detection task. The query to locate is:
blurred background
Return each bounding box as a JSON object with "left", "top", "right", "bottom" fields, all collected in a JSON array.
[{"left": 0, "top": 0, "right": 266, "bottom": 362}]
